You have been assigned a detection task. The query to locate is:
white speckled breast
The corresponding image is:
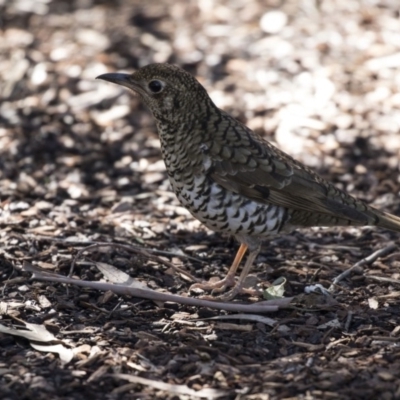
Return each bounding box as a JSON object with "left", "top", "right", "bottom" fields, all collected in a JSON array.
[{"left": 169, "top": 173, "right": 286, "bottom": 237}]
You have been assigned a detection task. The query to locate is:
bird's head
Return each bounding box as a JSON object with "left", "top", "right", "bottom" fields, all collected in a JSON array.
[{"left": 97, "top": 63, "right": 211, "bottom": 123}]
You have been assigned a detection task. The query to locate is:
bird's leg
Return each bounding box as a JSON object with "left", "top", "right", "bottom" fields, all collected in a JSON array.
[
  {"left": 189, "top": 243, "right": 248, "bottom": 293},
  {"left": 216, "top": 246, "right": 260, "bottom": 301}
]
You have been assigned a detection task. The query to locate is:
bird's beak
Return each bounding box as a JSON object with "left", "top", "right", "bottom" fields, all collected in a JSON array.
[{"left": 96, "top": 73, "right": 137, "bottom": 91}]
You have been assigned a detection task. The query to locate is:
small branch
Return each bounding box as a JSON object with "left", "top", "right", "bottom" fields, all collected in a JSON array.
[
  {"left": 329, "top": 243, "right": 397, "bottom": 292},
  {"left": 26, "top": 234, "right": 206, "bottom": 265},
  {"left": 366, "top": 276, "right": 400, "bottom": 285},
  {"left": 110, "top": 373, "right": 230, "bottom": 398},
  {"left": 68, "top": 242, "right": 200, "bottom": 283},
  {"left": 22, "top": 261, "right": 292, "bottom": 314}
]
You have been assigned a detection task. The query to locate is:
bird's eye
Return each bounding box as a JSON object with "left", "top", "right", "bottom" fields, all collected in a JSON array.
[{"left": 148, "top": 80, "right": 164, "bottom": 93}]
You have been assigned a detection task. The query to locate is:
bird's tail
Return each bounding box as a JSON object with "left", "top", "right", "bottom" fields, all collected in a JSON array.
[{"left": 372, "top": 207, "right": 400, "bottom": 233}]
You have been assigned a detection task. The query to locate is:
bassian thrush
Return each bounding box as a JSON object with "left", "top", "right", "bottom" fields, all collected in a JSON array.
[{"left": 97, "top": 63, "right": 400, "bottom": 301}]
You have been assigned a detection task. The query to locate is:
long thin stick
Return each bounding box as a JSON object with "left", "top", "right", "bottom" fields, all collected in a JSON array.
[{"left": 329, "top": 243, "right": 397, "bottom": 291}]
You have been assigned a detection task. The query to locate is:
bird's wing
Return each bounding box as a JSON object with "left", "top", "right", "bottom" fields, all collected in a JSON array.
[{"left": 205, "top": 111, "right": 376, "bottom": 226}]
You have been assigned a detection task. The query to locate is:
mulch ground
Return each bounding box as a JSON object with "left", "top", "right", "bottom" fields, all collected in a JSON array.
[{"left": 1, "top": 0, "right": 400, "bottom": 399}]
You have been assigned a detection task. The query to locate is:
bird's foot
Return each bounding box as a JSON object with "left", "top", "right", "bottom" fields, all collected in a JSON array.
[
  {"left": 189, "top": 274, "right": 236, "bottom": 295},
  {"left": 190, "top": 276, "right": 260, "bottom": 301}
]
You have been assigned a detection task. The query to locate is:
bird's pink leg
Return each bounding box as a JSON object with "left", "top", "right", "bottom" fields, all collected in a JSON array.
[
  {"left": 190, "top": 243, "right": 248, "bottom": 294},
  {"left": 217, "top": 248, "right": 260, "bottom": 301}
]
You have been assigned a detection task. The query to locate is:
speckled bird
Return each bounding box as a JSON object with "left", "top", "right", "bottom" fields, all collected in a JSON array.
[{"left": 97, "top": 63, "right": 400, "bottom": 300}]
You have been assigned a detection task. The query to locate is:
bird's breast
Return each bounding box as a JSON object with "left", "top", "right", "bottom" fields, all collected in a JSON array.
[
  {"left": 157, "top": 124, "right": 287, "bottom": 237},
  {"left": 168, "top": 172, "right": 287, "bottom": 237}
]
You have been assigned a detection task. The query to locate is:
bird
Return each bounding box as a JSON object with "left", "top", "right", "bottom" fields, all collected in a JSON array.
[{"left": 97, "top": 63, "right": 400, "bottom": 301}]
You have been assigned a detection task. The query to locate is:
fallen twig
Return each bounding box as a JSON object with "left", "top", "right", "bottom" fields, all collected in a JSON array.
[
  {"left": 68, "top": 241, "right": 200, "bottom": 283},
  {"left": 21, "top": 261, "right": 292, "bottom": 314},
  {"left": 110, "top": 373, "right": 229, "bottom": 398},
  {"left": 365, "top": 275, "right": 400, "bottom": 285},
  {"left": 26, "top": 234, "right": 206, "bottom": 265},
  {"left": 329, "top": 243, "right": 397, "bottom": 292}
]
